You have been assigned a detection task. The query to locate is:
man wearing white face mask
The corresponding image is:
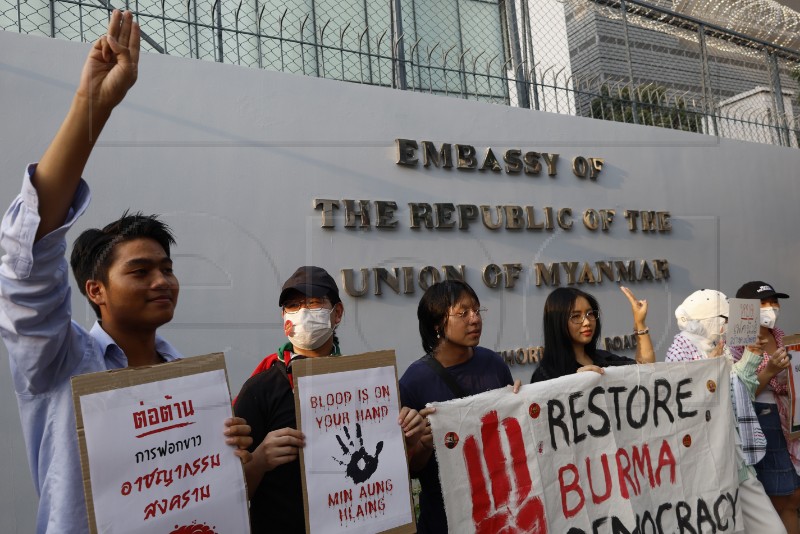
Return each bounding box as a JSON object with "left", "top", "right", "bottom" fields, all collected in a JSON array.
[
  {"left": 233, "top": 266, "right": 424, "bottom": 533},
  {"left": 731, "top": 281, "right": 800, "bottom": 533},
  {"left": 666, "top": 289, "right": 787, "bottom": 533},
  {"left": 272, "top": 265, "right": 345, "bottom": 375}
]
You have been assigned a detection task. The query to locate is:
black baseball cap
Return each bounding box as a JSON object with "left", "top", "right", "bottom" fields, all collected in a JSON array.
[
  {"left": 278, "top": 266, "right": 340, "bottom": 306},
  {"left": 735, "top": 281, "right": 790, "bottom": 300}
]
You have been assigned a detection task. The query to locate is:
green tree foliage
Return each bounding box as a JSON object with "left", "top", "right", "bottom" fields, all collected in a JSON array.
[{"left": 590, "top": 84, "right": 702, "bottom": 133}]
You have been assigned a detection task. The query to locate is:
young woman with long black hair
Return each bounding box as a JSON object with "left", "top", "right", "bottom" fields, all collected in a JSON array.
[{"left": 530, "top": 286, "right": 655, "bottom": 383}]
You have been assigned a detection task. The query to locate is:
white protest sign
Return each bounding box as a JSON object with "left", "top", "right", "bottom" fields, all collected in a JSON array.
[
  {"left": 790, "top": 357, "right": 800, "bottom": 437},
  {"left": 293, "top": 351, "right": 415, "bottom": 534},
  {"left": 726, "top": 298, "right": 760, "bottom": 347},
  {"left": 429, "top": 359, "right": 739, "bottom": 534},
  {"left": 784, "top": 334, "right": 800, "bottom": 438},
  {"left": 72, "top": 354, "right": 249, "bottom": 534}
]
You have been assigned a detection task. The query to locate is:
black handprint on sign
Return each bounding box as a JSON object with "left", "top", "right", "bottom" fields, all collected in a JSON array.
[{"left": 332, "top": 423, "right": 384, "bottom": 484}]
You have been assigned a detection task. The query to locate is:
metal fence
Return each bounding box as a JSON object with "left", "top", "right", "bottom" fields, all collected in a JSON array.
[{"left": 3, "top": 0, "right": 800, "bottom": 148}]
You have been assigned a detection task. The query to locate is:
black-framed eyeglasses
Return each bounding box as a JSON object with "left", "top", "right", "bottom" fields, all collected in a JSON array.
[
  {"left": 569, "top": 310, "right": 599, "bottom": 324},
  {"left": 283, "top": 297, "right": 330, "bottom": 313}
]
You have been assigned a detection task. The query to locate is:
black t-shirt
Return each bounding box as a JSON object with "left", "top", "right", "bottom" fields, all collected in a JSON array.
[
  {"left": 530, "top": 349, "right": 635, "bottom": 383},
  {"left": 234, "top": 361, "right": 305, "bottom": 534}
]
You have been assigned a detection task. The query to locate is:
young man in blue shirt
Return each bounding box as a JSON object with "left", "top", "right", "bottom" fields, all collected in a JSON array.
[{"left": 0, "top": 11, "right": 252, "bottom": 533}]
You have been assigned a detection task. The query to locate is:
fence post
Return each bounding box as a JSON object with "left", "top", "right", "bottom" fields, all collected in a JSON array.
[
  {"left": 256, "top": 3, "right": 264, "bottom": 68},
  {"left": 192, "top": 0, "right": 199, "bottom": 59},
  {"left": 453, "top": 0, "right": 467, "bottom": 97},
  {"left": 392, "top": 0, "right": 407, "bottom": 90},
  {"left": 48, "top": 0, "right": 55, "bottom": 37},
  {"left": 619, "top": 0, "right": 638, "bottom": 124},
  {"left": 697, "top": 25, "right": 717, "bottom": 137},
  {"left": 520, "top": 0, "right": 538, "bottom": 110},
  {"left": 766, "top": 50, "right": 791, "bottom": 147},
  {"left": 310, "top": 1, "right": 320, "bottom": 77},
  {"left": 504, "top": 0, "right": 529, "bottom": 108},
  {"left": 215, "top": 0, "right": 223, "bottom": 62},
  {"left": 362, "top": 0, "right": 374, "bottom": 85}
]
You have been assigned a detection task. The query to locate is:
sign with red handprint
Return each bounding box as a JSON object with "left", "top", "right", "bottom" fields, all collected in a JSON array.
[
  {"left": 430, "top": 359, "right": 739, "bottom": 534},
  {"left": 463, "top": 411, "right": 547, "bottom": 534},
  {"left": 293, "top": 351, "right": 415, "bottom": 534}
]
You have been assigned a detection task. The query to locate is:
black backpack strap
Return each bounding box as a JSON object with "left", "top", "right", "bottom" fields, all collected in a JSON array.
[{"left": 422, "top": 354, "right": 468, "bottom": 399}]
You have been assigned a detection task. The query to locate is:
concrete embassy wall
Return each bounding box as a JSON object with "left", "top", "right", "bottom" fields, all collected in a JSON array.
[{"left": 1, "top": 30, "right": 799, "bottom": 532}]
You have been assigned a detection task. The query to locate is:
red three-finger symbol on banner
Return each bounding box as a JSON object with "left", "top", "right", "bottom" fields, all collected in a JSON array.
[{"left": 463, "top": 410, "right": 547, "bottom": 534}]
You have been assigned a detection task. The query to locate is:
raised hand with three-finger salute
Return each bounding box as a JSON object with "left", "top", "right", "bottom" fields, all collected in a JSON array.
[{"left": 35, "top": 9, "right": 141, "bottom": 241}]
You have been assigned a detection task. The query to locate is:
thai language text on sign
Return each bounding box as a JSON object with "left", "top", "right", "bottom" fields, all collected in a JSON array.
[{"left": 73, "top": 354, "right": 249, "bottom": 534}]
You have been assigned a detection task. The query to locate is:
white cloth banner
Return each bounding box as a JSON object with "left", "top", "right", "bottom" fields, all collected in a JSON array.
[{"left": 429, "top": 359, "right": 740, "bottom": 534}]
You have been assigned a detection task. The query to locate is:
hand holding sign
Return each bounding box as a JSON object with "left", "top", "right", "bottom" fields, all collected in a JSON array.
[
  {"left": 746, "top": 335, "right": 767, "bottom": 355},
  {"left": 463, "top": 411, "right": 546, "bottom": 534},
  {"left": 708, "top": 341, "right": 725, "bottom": 359},
  {"left": 766, "top": 347, "right": 791, "bottom": 378},
  {"left": 415, "top": 407, "right": 436, "bottom": 455},
  {"left": 223, "top": 417, "right": 253, "bottom": 464},
  {"left": 398, "top": 406, "right": 424, "bottom": 447},
  {"left": 258, "top": 427, "right": 305, "bottom": 471}
]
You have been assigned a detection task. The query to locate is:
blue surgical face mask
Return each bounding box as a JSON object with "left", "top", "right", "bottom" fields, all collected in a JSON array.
[{"left": 760, "top": 307, "right": 779, "bottom": 329}]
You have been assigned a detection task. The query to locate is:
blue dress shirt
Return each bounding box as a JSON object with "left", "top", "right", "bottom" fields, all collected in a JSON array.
[{"left": 0, "top": 166, "right": 182, "bottom": 534}]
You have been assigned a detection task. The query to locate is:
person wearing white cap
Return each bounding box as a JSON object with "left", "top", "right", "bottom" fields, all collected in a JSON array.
[
  {"left": 665, "top": 289, "right": 786, "bottom": 533},
  {"left": 529, "top": 286, "right": 655, "bottom": 383},
  {"left": 666, "top": 289, "right": 731, "bottom": 362}
]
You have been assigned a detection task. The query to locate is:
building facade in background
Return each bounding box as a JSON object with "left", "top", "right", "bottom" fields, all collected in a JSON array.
[
  {"left": 564, "top": 0, "right": 799, "bottom": 145},
  {"left": 1, "top": 0, "right": 799, "bottom": 145}
]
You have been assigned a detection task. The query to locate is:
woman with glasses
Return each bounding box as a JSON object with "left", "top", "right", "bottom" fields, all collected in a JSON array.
[
  {"left": 399, "top": 279, "right": 519, "bottom": 533},
  {"left": 530, "top": 286, "right": 654, "bottom": 383}
]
